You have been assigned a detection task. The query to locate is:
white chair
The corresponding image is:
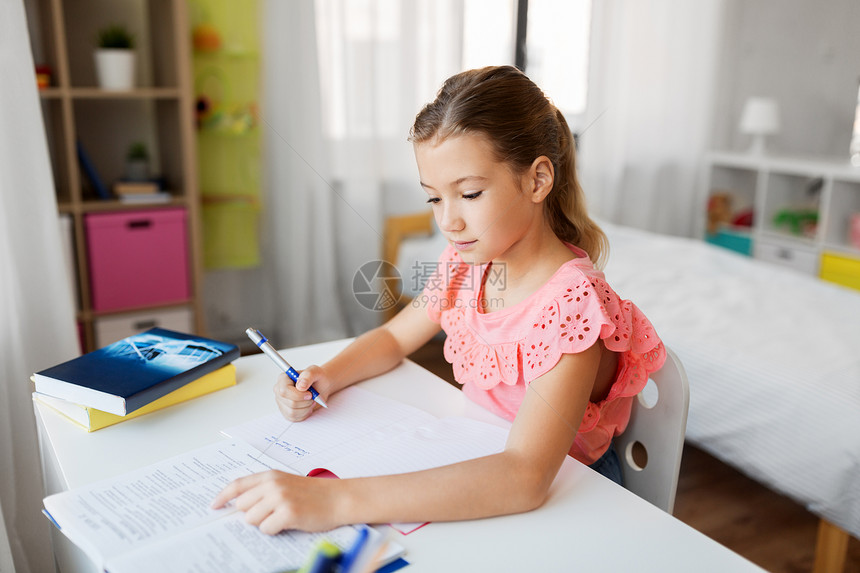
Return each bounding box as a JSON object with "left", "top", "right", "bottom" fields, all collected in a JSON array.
[{"left": 615, "top": 346, "right": 690, "bottom": 515}]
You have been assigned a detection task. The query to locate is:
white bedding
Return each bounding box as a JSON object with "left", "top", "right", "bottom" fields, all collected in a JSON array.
[
  {"left": 601, "top": 221, "right": 860, "bottom": 537},
  {"left": 395, "top": 221, "right": 860, "bottom": 537}
]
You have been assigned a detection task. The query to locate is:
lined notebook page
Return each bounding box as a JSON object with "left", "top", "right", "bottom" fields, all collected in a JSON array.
[
  {"left": 322, "top": 416, "right": 508, "bottom": 478},
  {"left": 221, "top": 386, "right": 509, "bottom": 478},
  {"left": 222, "top": 386, "right": 436, "bottom": 475}
]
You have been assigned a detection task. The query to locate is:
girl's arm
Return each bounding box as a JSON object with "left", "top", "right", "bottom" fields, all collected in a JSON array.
[
  {"left": 214, "top": 342, "right": 601, "bottom": 533},
  {"left": 275, "top": 299, "right": 442, "bottom": 421}
]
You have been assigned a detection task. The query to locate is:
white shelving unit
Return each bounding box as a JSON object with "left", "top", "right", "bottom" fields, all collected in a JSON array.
[{"left": 700, "top": 151, "right": 860, "bottom": 289}]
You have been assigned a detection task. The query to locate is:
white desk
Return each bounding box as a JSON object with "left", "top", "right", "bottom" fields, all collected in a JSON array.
[{"left": 36, "top": 339, "right": 765, "bottom": 572}]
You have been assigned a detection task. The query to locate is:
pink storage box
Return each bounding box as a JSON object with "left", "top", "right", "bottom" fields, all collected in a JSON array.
[
  {"left": 851, "top": 213, "right": 860, "bottom": 250},
  {"left": 85, "top": 208, "right": 190, "bottom": 311}
]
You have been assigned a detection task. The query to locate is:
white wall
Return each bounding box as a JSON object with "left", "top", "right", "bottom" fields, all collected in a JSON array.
[{"left": 711, "top": 0, "right": 860, "bottom": 157}]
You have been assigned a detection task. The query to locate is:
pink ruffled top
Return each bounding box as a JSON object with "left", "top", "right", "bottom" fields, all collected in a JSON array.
[{"left": 419, "top": 244, "right": 665, "bottom": 465}]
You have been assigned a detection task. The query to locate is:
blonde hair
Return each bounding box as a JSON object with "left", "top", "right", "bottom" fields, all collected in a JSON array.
[{"left": 409, "top": 66, "right": 608, "bottom": 268}]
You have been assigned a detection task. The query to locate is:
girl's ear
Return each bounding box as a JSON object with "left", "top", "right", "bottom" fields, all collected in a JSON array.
[{"left": 527, "top": 156, "right": 555, "bottom": 203}]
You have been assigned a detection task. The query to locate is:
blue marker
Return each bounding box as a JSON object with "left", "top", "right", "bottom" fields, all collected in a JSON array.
[
  {"left": 246, "top": 327, "right": 328, "bottom": 408},
  {"left": 338, "top": 526, "right": 370, "bottom": 573}
]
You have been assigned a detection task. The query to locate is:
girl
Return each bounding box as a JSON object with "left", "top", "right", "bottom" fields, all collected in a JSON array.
[{"left": 213, "top": 66, "right": 665, "bottom": 534}]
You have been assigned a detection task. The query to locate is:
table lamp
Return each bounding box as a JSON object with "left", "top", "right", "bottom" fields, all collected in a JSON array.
[{"left": 739, "top": 97, "right": 780, "bottom": 155}]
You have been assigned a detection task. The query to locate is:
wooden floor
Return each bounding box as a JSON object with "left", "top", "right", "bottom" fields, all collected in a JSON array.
[{"left": 408, "top": 339, "right": 860, "bottom": 573}]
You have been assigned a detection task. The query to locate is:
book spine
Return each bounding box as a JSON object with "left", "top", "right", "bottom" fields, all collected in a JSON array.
[
  {"left": 76, "top": 140, "right": 110, "bottom": 200},
  {"left": 88, "top": 364, "right": 236, "bottom": 430},
  {"left": 34, "top": 365, "right": 237, "bottom": 431}
]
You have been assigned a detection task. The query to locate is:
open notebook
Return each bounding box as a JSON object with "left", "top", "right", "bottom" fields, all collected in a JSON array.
[{"left": 222, "top": 386, "right": 510, "bottom": 533}]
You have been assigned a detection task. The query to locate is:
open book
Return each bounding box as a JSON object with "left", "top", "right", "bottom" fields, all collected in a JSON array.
[
  {"left": 221, "top": 386, "right": 510, "bottom": 533},
  {"left": 42, "top": 440, "right": 405, "bottom": 573}
]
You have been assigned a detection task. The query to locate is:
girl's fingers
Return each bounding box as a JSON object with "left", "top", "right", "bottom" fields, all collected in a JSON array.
[
  {"left": 214, "top": 472, "right": 336, "bottom": 534},
  {"left": 242, "top": 496, "right": 276, "bottom": 527},
  {"left": 212, "top": 473, "right": 262, "bottom": 508},
  {"left": 276, "top": 375, "right": 314, "bottom": 401},
  {"left": 274, "top": 368, "right": 325, "bottom": 422},
  {"left": 274, "top": 383, "right": 313, "bottom": 405},
  {"left": 258, "top": 508, "right": 290, "bottom": 535},
  {"left": 295, "top": 366, "right": 322, "bottom": 392}
]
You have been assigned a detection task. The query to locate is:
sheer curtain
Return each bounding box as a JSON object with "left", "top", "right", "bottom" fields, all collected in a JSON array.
[
  {"left": 262, "top": 1, "right": 517, "bottom": 340},
  {"left": 0, "top": 1, "right": 80, "bottom": 571},
  {"left": 262, "top": 0, "right": 349, "bottom": 346},
  {"left": 313, "top": 0, "right": 466, "bottom": 334},
  {"left": 579, "top": 0, "right": 725, "bottom": 237}
]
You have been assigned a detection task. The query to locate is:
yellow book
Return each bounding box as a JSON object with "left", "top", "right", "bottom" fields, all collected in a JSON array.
[{"left": 32, "top": 363, "right": 236, "bottom": 432}]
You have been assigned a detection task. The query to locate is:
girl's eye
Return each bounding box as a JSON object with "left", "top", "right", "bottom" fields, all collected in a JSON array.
[
  {"left": 463, "top": 191, "right": 483, "bottom": 200},
  {"left": 426, "top": 197, "right": 441, "bottom": 204}
]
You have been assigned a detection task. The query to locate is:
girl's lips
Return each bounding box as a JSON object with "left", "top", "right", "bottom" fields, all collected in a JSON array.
[{"left": 452, "top": 240, "right": 477, "bottom": 251}]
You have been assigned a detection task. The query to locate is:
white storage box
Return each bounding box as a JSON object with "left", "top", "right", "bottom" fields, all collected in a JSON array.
[
  {"left": 754, "top": 237, "right": 820, "bottom": 275},
  {"left": 94, "top": 307, "right": 193, "bottom": 347}
]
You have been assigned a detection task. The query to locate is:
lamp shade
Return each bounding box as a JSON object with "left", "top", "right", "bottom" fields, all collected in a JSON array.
[{"left": 739, "top": 97, "right": 780, "bottom": 135}]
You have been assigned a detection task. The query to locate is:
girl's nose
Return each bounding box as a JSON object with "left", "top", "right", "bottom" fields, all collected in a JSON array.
[{"left": 438, "top": 203, "right": 465, "bottom": 234}]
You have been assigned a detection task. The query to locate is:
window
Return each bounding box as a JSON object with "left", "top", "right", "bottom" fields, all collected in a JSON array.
[
  {"left": 523, "top": 0, "right": 591, "bottom": 117},
  {"left": 314, "top": 0, "right": 591, "bottom": 140},
  {"left": 463, "top": 0, "right": 591, "bottom": 123},
  {"left": 462, "top": 0, "right": 517, "bottom": 71},
  {"left": 314, "top": 0, "right": 404, "bottom": 139},
  {"left": 315, "top": 0, "right": 465, "bottom": 140}
]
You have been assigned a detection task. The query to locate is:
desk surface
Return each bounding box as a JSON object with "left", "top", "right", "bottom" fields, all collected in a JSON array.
[{"left": 36, "top": 339, "right": 764, "bottom": 572}]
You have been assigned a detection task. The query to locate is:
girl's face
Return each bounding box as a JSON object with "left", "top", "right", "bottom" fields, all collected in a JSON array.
[{"left": 414, "top": 133, "right": 543, "bottom": 265}]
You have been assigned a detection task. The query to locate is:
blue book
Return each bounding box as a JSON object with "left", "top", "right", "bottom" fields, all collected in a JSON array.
[
  {"left": 76, "top": 140, "right": 110, "bottom": 200},
  {"left": 33, "top": 328, "right": 239, "bottom": 416}
]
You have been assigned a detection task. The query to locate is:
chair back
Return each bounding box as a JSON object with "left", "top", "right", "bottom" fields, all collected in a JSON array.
[{"left": 615, "top": 347, "right": 690, "bottom": 514}]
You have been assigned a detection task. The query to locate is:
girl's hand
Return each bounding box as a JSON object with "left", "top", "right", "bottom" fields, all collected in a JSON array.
[
  {"left": 274, "top": 365, "right": 333, "bottom": 422},
  {"left": 211, "top": 471, "right": 340, "bottom": 534}
]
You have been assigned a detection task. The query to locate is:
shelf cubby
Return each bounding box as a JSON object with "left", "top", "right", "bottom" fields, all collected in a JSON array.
[
  {"left": 702, "top": 151, "right": 860, "bottom": 290},
  {"left": 27, "top": 0, "right": 204, "bottom": 352}
]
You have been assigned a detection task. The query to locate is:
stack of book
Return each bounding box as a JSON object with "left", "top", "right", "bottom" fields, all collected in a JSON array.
[
  {"left": 32, "top": 328, "right": 240, "bottom": 431},
  {"left": 113, "top": 181, "right": 172, "bottom": 204}
]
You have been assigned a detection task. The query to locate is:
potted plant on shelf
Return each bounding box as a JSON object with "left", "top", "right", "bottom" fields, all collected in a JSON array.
[
  {"left": 125, "top": 142, "right": 150, "bottom": 181},
  {"left": 94, "top": 25, "right": 135, "bottom": 90}
]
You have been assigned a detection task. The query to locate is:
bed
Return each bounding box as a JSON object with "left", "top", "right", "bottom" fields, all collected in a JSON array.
[{"left": 385, "top": 211, "right": 860, "bottom": 570}]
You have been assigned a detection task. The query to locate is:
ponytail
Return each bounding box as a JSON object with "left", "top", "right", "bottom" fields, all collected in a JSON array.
[
  {"left": 411, "top": 66, "right": 608, "bottom": 268},
  {"left": 547, "top": 110, "right": 609, "bottom": 268}
]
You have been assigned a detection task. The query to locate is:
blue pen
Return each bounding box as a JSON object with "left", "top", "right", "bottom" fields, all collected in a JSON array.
[
  {"left": 246, "top": 327, "right": 328, "bottom": 408},
  {"left": 338, "top": 526, "right": 370, "bottom": 573}
]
